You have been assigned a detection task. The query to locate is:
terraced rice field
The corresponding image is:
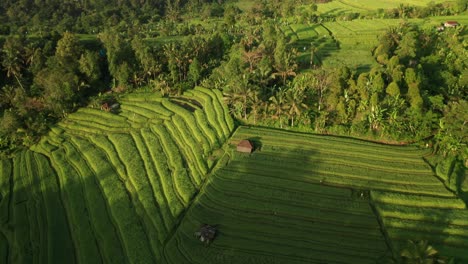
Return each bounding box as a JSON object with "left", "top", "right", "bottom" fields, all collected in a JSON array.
[
  {"left": 164, "top": 126, "right": 468, "bottom": 263},
  {"left": 1, "top": 94, "right": 467, "bottom": 262},
  {"left": 317, "top": 0, "right": 447, "bottom": 15},
  {"left": 0, "top": 87, "right": 234, "bottom": 263},
  {"left": 315, "top": 15, "right": 467, "bottom": 69}
]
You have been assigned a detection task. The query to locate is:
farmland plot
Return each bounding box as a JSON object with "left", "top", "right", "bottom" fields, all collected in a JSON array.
[
  {"left": 163, "top": 127, "right": 395, "bottom": 263},
  {"left": 162, "top": 126, "right": 466, "bottom": 263},
  {"left": 0, "top": 88, "right": 233, "bottom": 263}
]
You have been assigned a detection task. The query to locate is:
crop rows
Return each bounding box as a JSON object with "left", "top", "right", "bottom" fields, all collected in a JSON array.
[
  {"left": 0, "top": 89, "right": 234, "bottom": 263},
  {"left": 230, "top": 126, "right": 448, "bottom": 197},
  {"left": 164, "top": 161, "right": 388, "bottom": 263},
  {"left": 372, "top": 191, "right": 468, "bottom": 260},
  {"left": 160, "top": 125, "right": 466, "bottom": 263}
]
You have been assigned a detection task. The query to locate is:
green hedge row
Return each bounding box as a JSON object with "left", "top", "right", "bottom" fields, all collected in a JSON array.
[
  {"left": 59, "top": 121, "right": 130, "bottom": 135},
  {"left": 223, "top": 162, "right": 450, "bottom": 196},
  {"left": 227, "top": 157, "right": 440, "bottom": 190},
  {"left": 120, "top": 104, "right": 163, "bottom": 119},
  {"left": 125, "top": 101, "right": 174, "bottom": 118},
  {"left": 183, "top": 91, "right": 221, "bottom": 148},
  {"left": 233, "top": 126, "right": 429, "bottom": 158},
  {"left": 104, "top": 133, "right": 164, "bottom": 257},
  {"left": 131, "top": 131, "right": 176, "bottom": 233},
  {"left": 70, "top": 136, "right": 155, "bottom": 263},
  {"left": 195, "top": 87, "right": 230, "bottom": 138},
  {"left": 50, "top": 149, "right": 101, "bottom": 263},
  {"left": 150, "top": 125, "right": 197, "bottom": 205},
  {"left": 371, "top": 191, "right": 465, "bottom": 209},
  {"left": 211, "top": 88, "right": 235, "bottom": 132},
  {"left": 62, "top": 141, "right": 126, "bottom": 264},
  {"left": 77, "top": 108, "right": 128, "bottom": 124},
  {"left": 164, "top": 121, "right": 204, "bottom": 186},
  {"left": 258, "top": 147, "right": 431, "bottom": 175},
  {"left": 0, "top": 159, "right": 11, "bottom": 206},
  {"left": 12, "top": 153, "right": 34, "bottom": 263},
  {"left": 195, "top": 87, "right": 235, "bottom": 134},
  {"left": 375, "top": 203, "right": 468, "bottom": 226},
  {"left": 24, "top": 151, "right": 48, "bottom": 264},
  {"left": 87, "top": 133, "right": 170, "bottom": 250},
  {"left": 33, "top": 153, "right": 75, "bottom": 263},
  {"left": 193, "top": 110, "right": 219, "bottom": 148},
  {"left": 122, "top": 93, "right": 163, "bottom": 102},
  {"left": 189, "top": 90, "right": 225, "bottom": 142},
  {"left": 382, "top": 217, "right": 468, "bottom": 238},
  {"left": 69, "top": 111, "right": 130, "bottom": 129},
  {"left": 118, "top": 110, "right": 149, "bottom": 126},
  {"left": 171, "top": 115, "right": 208, "bottom": 175},
  {"left": 140, "top": 129, "right": 187, "bottom": 214},
  {"left": 162, "top": 100, "right": 211, "bottom": 155}
]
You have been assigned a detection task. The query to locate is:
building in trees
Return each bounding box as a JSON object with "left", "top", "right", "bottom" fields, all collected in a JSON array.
[{"left": 444, "top": 21, "right": 459, "bottom": 27}]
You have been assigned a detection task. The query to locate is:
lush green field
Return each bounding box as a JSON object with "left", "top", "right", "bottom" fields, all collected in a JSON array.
[
  {"left": 163, "top": 126, "right": 467, "bottom": 263},
  {"left": 1, "top": 96, "right": 466, "bottom": 262},
  {"left": 317, "top": 0, "right": 448, "bottom": 14},
  {"left": 287, "top": 15, "right": 468, "bottom": 70},
  {"left": 0, "top": 88, "right": 234, "bottom": 263}
]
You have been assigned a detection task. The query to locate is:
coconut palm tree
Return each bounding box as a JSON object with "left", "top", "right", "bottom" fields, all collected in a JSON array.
[
  {"left": 269, "top": 88, "right": 287, "bottom": 128},
  {"left": 1, "top": 41, "right": 24, "bottom": 90},
  {"left": 285, "top": 87, "right": 308, "bottom": 127},
  {"left": 248, "top": 91, "right": 264, "bottom": 125},
  {"left": 225, "top": 75, "right": 254, "bottom": 120}
]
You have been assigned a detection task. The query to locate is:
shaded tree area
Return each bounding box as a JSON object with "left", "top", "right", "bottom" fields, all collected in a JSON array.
[
  {"left": 203, "top": 19, "right": 466, "bottom": 162},
  {"left": 0, "top": 32, "right": 107, "bottom": 153},
  {"left": 0, "top": 1, "right": 466, "bottom": 164}
]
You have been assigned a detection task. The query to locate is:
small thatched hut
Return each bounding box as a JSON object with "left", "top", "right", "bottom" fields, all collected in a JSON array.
[
  {"left": 194, "top": 224, "right": 217, "bottom": 245},
  {"left": 237, "top": 140, "right": 254, "bottom": 153}
]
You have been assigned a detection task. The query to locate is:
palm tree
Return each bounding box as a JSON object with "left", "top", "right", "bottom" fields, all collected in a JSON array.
[
  {"left": 248, "top": 91, "right": 264, "bottom": 125},
  {"left": 310, "top": 43, "right": 317, "bottom": 68},
  {"left": 310, "top": 69, "right": 331, "bottom": 112},
  {"left": 2, "top": 48, "right": 24, "bottom": 90},
  {"left": 269, "top": 89, "right": 287, "bottom": 128},
  {"left": 400, "top": 240, "right": 445, "bottom": 264},
  {"left": 226, "top": 75, "right": 254, "bottom": 120},
  {"left": 285, "top": 87, "right": 308, "bottom": 127}
]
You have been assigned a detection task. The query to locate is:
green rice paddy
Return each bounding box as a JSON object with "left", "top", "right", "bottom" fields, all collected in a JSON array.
[{"left": 1, "top": 93, "right": 467, "bottom": 263}]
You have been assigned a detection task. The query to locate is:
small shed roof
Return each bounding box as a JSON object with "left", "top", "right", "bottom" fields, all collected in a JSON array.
[
  {"left": 237, "top": 140, "right": 253, "bottom": 149},
  {"left": 444, "top": 21, "right": 459, "bottom": 26},
  {"left": 237, "top": 139, "right": 254, "bottom": 153}
]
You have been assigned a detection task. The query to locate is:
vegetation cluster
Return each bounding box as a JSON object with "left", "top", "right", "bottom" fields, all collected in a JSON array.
[{"left": 0, "top": 0, "right": 467, "bottom": 262}]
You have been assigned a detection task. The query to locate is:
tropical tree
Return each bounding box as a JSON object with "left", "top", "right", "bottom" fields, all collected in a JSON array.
[
  {"left": 226, "top": 75, "right": 254, "bottom": 120},
  {"left": 310, "top": 69, "right": 331, "bottom": 112},
  {"left": 1, "top": 36, "right": 25, "bottom": 90},
  {"left": 285, "top": 86, "right": 308, "bottom": 127},
  {"left": 435, "top": 100, "right": 468, "bottom": 158},
  {"left": 272, "top": 36, "right": 297, "bottom": 85},
  {"left": 269, "top": 88, "right": 287, "bottom": 128},
  {"left": 248, "top": 91, "right": 264, "bottom": 125},
  {"left": 399, "top": 240, "right": 446, "bottom": 264}
]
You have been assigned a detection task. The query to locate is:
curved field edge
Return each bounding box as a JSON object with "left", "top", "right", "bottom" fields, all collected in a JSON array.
[
  {"left": 162, "top": 125, "right": 464, "bottom": 263},
  {"left": 0, "top": 90, "right": 234, "bottom": 263}
]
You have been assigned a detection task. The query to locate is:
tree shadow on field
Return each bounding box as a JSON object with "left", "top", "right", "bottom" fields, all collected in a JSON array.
[
  {"left": 0, "top": 152, "right": 77, "bottom": 264},
  {"left": 168, "top": 128, "right": 396, "bottom": 264}
]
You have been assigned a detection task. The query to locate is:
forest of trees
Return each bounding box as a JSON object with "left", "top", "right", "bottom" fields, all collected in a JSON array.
[{"left": 0, "top": 0, "right": 466, "bottom": 165}]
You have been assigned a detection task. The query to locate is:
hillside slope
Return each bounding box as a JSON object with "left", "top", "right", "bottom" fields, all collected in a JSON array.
[
  {"left": 164, "top": 126, "right": 468, "bottom": 263},
  {"left": 0, "top": 87, "right": 234, "bottom": 263}
]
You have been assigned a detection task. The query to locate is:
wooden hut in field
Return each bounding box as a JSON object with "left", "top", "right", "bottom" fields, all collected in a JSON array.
[
  {"left": 444, "top": 21, "right": 459, "bottom": 27},
  {"left": 237, "top": 140, "right": 254, "bottom": 153},
  {"left": 194, "top": 224, "right": 217, "bottom": 245}
]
